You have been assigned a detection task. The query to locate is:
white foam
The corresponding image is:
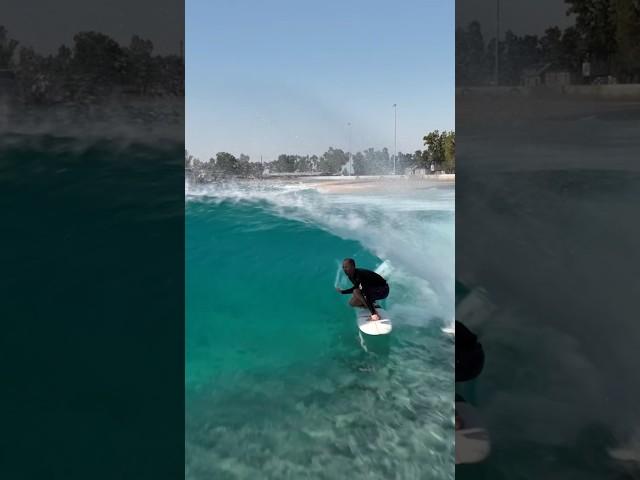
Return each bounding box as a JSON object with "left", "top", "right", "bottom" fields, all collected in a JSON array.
[{"left": 333, "top": 260, "right": 342, "bottom": 288}]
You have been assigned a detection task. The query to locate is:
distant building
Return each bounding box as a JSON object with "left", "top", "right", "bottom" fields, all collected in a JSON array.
[
  {"left": 545, "top": 70, "right": 572, "bottom": 86},
  {"left": 405, "top": 164, "right": 428, "bottom": 176},
  {"left": 522, "top": 63, "right": 573, "bottom": 87},
  {"left": 581, "top": 56, "right": 612, "bottom": 84}
]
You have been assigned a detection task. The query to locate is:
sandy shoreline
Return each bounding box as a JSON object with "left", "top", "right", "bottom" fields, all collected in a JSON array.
[{"left": 279, "top": 174, "right": 455, "bottom": 194}]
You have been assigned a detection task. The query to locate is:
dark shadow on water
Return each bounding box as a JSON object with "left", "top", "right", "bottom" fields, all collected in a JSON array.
[{"left": 457, "top": 421, "right": 635, "bottom": 480}]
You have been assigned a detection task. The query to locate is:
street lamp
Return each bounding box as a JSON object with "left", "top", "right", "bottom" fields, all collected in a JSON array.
[
  {"left": 347, "top": 122, "right": 352, "bottom": 175},
  {"left": 393, "top": 104, "right": 397, "bottom": 175},
  {"left": 495, "top": 0, "right": 500, "bottom": 86}
]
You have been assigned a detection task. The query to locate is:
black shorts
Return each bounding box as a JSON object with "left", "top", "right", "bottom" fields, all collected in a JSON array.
[
  {"left": 455, "top": 343, "right": 485, "bottom": 382},
  {"left": 368, "top": 284, "right": 389, "bottom": 301}
]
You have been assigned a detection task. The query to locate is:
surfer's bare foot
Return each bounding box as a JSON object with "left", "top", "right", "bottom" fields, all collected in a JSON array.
[{"left": 370, "top": 313, "right": 380, "bottom": 321}]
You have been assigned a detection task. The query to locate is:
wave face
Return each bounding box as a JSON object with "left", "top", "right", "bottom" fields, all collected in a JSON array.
[{"left": 186, "top": 179, "right": 455, "bottom": 479}]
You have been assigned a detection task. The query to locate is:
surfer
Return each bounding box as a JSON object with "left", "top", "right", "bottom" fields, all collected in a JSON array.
[
  {"left": 455, "top": 321, "right": 485, "bottom": 382},
  {"left": 335, "top": 258, "right": 389, "bottom": 321}
]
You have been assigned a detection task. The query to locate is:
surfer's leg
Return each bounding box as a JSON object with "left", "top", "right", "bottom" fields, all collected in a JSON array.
[
  {"left": 369, "top": 285, "right": 389, "bottom": 308},
  {"left": 349, "top": 288, "right": 367, "bottom": 307}
]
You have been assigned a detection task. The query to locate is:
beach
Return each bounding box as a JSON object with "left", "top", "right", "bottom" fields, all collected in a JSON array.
[{"left": 262, "top": 174, "right": 456, "bottom": 194}]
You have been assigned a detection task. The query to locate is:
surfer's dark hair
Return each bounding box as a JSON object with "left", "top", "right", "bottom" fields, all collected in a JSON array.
[{"left": 344, "top": 258, "right": 356, "bottom": 267}]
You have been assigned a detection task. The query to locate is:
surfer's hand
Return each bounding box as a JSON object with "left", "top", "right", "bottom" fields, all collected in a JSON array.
[
  {"left": 335, "top": 287, "right": 342, "bottom": 293},
  {"left": 371, "top": 313, "right": 380, "bottom": 321}
]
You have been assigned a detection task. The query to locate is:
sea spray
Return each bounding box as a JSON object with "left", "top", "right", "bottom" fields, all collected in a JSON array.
[{"left": 334, "top": 260, "right": 342, "bottom": 288}]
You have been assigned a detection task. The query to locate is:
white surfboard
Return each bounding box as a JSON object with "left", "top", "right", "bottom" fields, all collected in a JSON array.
[
  {"left": 356, "top": 307, "right": 392, "bottom": 335},
  {"left": 609, "top": 447, "right": 640, "bottom": 463},
  {"left": 455, "top": 401, "right": 491, "bottom": 464}
]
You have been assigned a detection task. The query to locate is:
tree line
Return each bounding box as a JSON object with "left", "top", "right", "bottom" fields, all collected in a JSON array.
[
  {"left": 457, "top": 0, "right": 640, "bottom": 86},
  {"left": 185, "top": 130, "right": 455, "bottom": 180},
  {"left": 0, "top": 26, "right": 184, "bottom": 104}
]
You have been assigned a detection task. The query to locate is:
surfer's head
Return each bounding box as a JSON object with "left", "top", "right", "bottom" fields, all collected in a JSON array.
[{"left": 342, "top": 258, "right": 356, "bottom": 277}]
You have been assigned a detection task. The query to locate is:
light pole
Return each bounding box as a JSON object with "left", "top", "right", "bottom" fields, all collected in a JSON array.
[
  {"left": 495, "top": 0, "right": 500, "bottom": 86},
  {"left": 347, "top": 122, "right": 352, "bottom": 175},
  {"left": 393, "top": 104, "right": 397, "bottom": 175}
]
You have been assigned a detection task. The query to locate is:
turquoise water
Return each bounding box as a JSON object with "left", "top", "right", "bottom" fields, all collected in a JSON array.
[
  {"left": 456, "top": 170, "right": 640, "bottom": 480},
  {"left": 186, "top": 181, "right": 455, "bottom": 479},
  {"left": 1, "top": 133, "right": 185, "bottom": 478}
]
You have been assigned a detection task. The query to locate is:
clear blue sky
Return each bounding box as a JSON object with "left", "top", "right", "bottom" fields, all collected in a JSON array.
[{"left": 186, "top": 0, "right": 454, "bottom": 162}]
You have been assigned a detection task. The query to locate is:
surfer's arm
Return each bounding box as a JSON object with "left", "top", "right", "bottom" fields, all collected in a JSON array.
[{"left": 339, "top": 287, "right": 355, "bottom": 294}]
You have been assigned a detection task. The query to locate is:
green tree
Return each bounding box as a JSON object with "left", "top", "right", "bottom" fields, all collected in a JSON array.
[
  {"left": 0, "top": 26, "right": 19, "bottom": 69},
  {"left": 396, "top": 152, "right": 415, "bottom": 173},
  {"left": 155, "top": 54, "right": 183, "bottom": 96},
  {"left": 72, "top": 31, "right": 125, "bottom": 83},
  {"left": 414, "top": 149, "right": 428, "bottom": 168},
  {"left": 237, "top": 153, "right": 251, "bottom": 176},
  {"left": 379, "top": 147, "right": 391, "bottom": 173},
  {"left": 294, "top": 155, "right": 312, "bottom": 172},
  {"left": 456, "top": 21, "right": 487, "bottom": 86},
  {"left": 565, "top": 0, "right": 617, "bottom": 68},
  {"left": 443, "top": 131, "right": 456, "bottom": 173},
  {"left": 352, "top": 152, "right": 366, "bottom": 175},
  {"left": 560, "top": 26, "right": 584, "bottom": 73},
  {"left": 614, "top": 0, "right": 640, "bottom": 81},
  {"left": 215, "top": 152, "right": 238, "bottom": 174},
  {"left": 310, "top": 155, "right": 319, "bottom": 172},
  {"left": 275, "top": 154, "right": 296, "bottom": 172},
  {"left": 54, "top": 45, "right": 73, "bottom": 73},
  {"left": 15, "top": 46, "right": 50, "bottom": 103},
  {"left": 250, "top": 160, "right": 265, "bottom": 177},
  {"left": 423, "top": 130, "right": 444, "bottom": 166},
  {"left": 423, "top": 130, "right": 455, "bottom": 172},
  {"left": 541, "top": 27, "right": 563, "bottom": 64},
  {"left": 500, "top": 31, "right": 541, "bottom": 85},
  {"left": 362, "top": 148, "right": 375, "bottom": 174},
  {"left": 319, "top": 147, "right": 348, "bottom": 174},
  {"left": 126, "top": 35, "right": 154, "bottom": 94},
  {"left": 185, "top": 149, "right": 197, "bottom": 168}
]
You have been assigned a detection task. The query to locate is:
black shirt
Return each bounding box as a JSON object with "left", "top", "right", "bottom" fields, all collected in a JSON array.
[
  {"left": 455, "top": 321, "right": 479, "bottom": 353},
  {"left": 340, "top": 268, "right": 388, "bottom": 313}
]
